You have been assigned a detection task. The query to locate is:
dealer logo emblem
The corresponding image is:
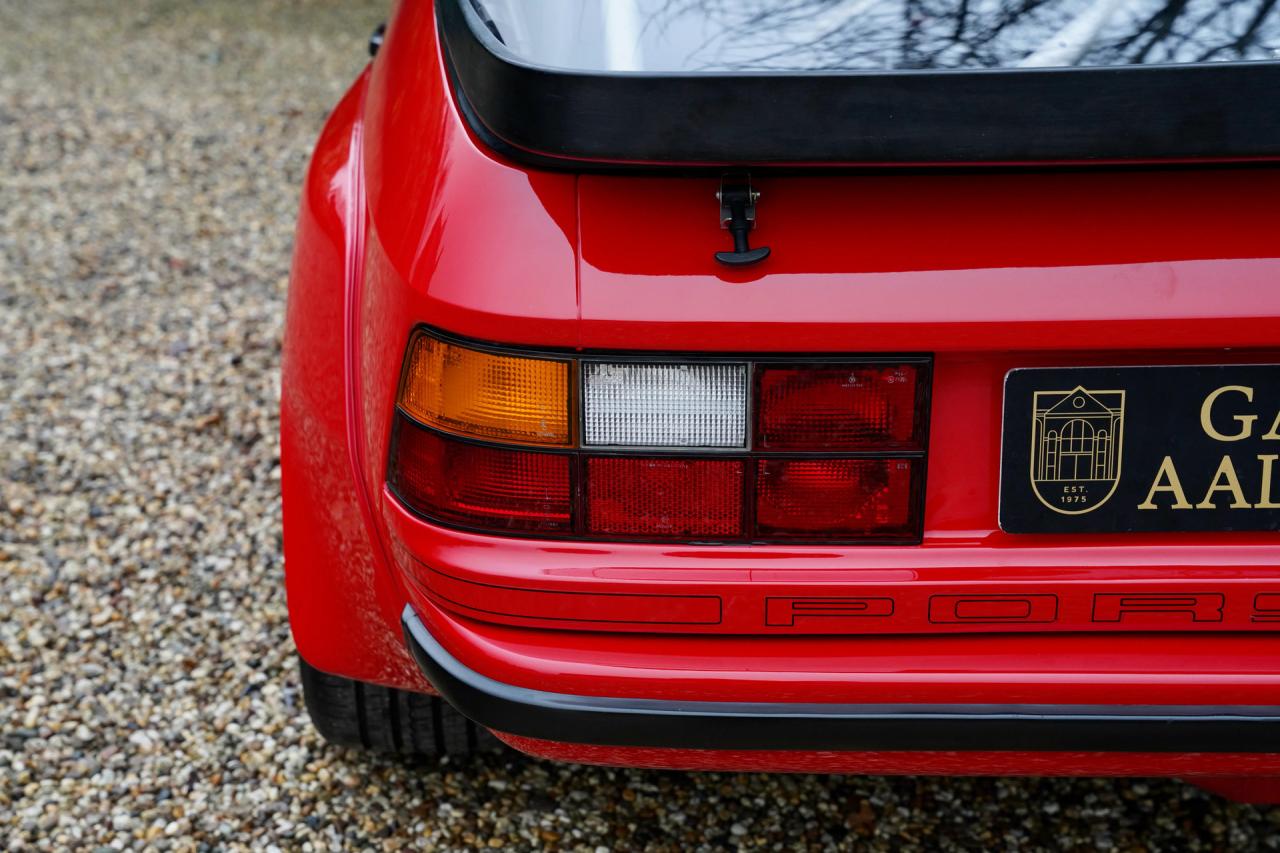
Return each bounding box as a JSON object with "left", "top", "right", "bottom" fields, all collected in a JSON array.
[{"left": 1030, "top": 386, "right": 1125, "bottom": 515}]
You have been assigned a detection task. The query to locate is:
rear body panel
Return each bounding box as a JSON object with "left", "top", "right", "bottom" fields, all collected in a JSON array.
[
  {"left": 282, "top": 0, "right": 1280, "bottom": 782},
  {"left": 576, "top": 171, "right": 1280, "bottom": 351}
]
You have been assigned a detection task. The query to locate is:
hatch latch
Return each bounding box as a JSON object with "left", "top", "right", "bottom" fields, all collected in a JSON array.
[{"left": 715, "top": 176, "right": 771, "bottom": 267}]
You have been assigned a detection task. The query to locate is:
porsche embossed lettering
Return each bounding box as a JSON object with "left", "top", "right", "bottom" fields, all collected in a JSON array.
[
  {"left": 416, "top": 566, "right": 1280, "bottom": 635},
  {"left": 758, "top": 590, "right": 1280, "bottom": 634}
]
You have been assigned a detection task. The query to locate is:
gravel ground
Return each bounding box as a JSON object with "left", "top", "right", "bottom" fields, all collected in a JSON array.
[{"left": 2, "top": 1, "right": 1279, "bottom": 850}]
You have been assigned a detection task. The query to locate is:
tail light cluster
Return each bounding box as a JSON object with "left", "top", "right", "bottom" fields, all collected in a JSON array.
[{"left": 389, "top": 329, "right": 930, "bottom": 544}]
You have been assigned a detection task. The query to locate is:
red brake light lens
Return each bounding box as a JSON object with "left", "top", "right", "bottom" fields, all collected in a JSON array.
[
  {"left": 756, "top": 364, "right": 922, "bottom": 451},
  {"left": 390, "top": 331, "right": 930, "bottom": 544},
  {"left": 390, "top": 417, "right": 571, "bottom": 533},
  {"left": 755, "top": 457, "right": 919, "bottom": 539},
  {"left": 586, "top": 457, "right": 744, "bottom": 539}
]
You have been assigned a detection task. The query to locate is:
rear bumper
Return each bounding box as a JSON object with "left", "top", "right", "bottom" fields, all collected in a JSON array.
[{"left": 403, "top": 605, "right": 1280, "bottom": 754}]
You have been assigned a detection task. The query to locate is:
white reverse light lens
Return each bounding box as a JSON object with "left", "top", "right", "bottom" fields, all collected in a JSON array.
[{"left": 583, "top": 362, "right": 748, "bottom": 447}]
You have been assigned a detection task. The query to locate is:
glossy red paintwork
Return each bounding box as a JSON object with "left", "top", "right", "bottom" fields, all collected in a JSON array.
[
  {"left": 405, "top": 596, "right": 1280, "bottom": 706},
  {"left": 282, "top": 0, "right": 1280, "bottom": 798}
]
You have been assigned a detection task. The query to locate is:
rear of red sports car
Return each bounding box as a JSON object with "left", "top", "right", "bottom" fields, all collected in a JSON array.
[{"left": 281, "top": 0, "right": 1280, "bottom": 803}]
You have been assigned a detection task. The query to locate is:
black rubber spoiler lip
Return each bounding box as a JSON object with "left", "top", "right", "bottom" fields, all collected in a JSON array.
[
  {"left": 403, "top": 607, "right": 1280, "bottom": 752},
  {"left": 437, "top": 0, "right": 1280, "bottom": 170}
]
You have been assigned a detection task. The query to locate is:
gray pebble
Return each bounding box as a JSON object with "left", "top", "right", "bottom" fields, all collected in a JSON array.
[{"left": 2, "top": 2, "right": 1278, "bottom": 852}]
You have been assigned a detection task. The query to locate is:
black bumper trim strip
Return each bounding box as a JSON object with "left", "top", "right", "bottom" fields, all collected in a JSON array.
[{"left": 402, "top": 607, "right": 1280, "bottom": 752}]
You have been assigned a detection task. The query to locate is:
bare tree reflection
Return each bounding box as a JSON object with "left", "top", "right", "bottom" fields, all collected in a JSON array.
[{"left": 646, "top": 0, "right": 1280, "bottom": 70}]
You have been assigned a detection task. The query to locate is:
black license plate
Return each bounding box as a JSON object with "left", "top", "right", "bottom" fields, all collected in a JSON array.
[{"left": 1000, "top": 365, "right": 1280, "bottom": 534}]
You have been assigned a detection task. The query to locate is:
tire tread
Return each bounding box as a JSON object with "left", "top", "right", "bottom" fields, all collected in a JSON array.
[{"left": 299, "top": 657, "right": 500, "bottom": 756}]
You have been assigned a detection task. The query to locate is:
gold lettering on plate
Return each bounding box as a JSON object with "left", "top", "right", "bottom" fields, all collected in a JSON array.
[
  {"left": 1139, "top": 453, "right": 1280, "bottom": 511},
  {"left": 1263, "top": 410, "right": 1280, "bottom": 440},
  {"left": 1200, "top": 383, "right": 1280, "bottom": 442},
  {"left": 1137, "top": 456, "right": 1193, "bottom": 510},
  {"left": 1260, "top": 455, "right": 1280, "bottom": 509},
  {"left": 1200, "top": 385, "right": 1257, "bottom": 442},
  {"left": 1136, "top": 386, "right": 1280, "bottom": 512},
  {"left": 1195, "top": 456, "right": 1252, "bottom": 510}
]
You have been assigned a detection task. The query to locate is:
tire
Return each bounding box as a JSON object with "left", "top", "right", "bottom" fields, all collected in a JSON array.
[{"left": 298, "top": 656, "right": 502, "bottom": 756}]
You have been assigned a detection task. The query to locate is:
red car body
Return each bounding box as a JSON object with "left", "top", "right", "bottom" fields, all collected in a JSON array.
[{"left": 283, "top": 0, "right": 1280, "bottom": 803}]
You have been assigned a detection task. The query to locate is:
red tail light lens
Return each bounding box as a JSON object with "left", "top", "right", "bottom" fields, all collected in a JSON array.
[
  {"left": 586, "top": 457, "right": 744, "bottom": 539},
  {"left": 755, "top": 458, "right": 919, "bottom": 540},
  {"left": 390, "top": 418, "right": 571, "bottom": 533},
  {"left": 756, "top": 364, "right": 922, "bottom": 451},
  {"left": 390, "top": 331, "right": 931, "bottom": 543}
]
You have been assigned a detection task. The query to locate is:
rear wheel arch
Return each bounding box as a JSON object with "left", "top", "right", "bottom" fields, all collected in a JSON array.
[{"left": 283, "top": 69, "right": 423, "bottom": 690}]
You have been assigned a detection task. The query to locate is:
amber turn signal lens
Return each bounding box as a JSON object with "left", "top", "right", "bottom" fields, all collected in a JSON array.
[{"left": 398, "top": 333, "right": 571, "bottom": 446}]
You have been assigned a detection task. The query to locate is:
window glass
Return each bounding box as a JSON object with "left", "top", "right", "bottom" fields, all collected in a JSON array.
[{"left": 472, "top": 0, "right": 1280, "bottom": 72}]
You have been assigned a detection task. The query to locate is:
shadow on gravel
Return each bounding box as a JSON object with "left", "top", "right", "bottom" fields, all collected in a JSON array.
[{"left": 314, "top": 743, "right": 1278, "bottom": 850}]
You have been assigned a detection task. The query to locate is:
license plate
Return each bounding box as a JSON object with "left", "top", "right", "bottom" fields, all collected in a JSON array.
[{"left": 999, "top": 365, "right": 1280, "bottom": 534}]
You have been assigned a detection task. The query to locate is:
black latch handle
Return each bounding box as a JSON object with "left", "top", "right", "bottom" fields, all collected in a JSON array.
[{"left": 715, "top": 178, "right": 770, "bottom": 267}]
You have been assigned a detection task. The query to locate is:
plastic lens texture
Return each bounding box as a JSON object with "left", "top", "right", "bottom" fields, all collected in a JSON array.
[
  {"left": 583, "top": 362, "right": 747, "bottom": 447},
  {"left": 756, "top": 458, "right": 917, "bottom": 538},
  {"left": 391, "top": 333, "right": 928, "bottom": 542},
  {"left": 398, "top": 334, "right": 570, "bottom": 446},
  {"left": 587, "top": 457, "right": 744, "bottom": 538},
  {"left": 390, "top": 419, "right": 571, "bottom": 532},
  {"left": 757, "top": 365, "right": 920, "bottom": 450}
]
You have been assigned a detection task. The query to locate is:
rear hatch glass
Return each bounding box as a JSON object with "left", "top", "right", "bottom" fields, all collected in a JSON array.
[
  {"left": 473, "top": 0, "right": 1280, "bottom": 71},
  {"left": 442, "top": 0, "right": 1280, "bottom": 166}
]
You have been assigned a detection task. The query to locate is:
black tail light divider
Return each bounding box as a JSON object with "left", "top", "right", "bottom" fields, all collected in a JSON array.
[{"left": 388, "top": 328, "right": 931, "bottom": 544}]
